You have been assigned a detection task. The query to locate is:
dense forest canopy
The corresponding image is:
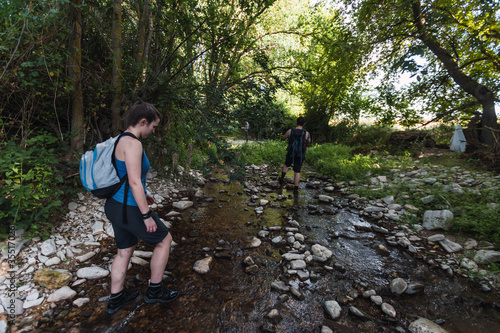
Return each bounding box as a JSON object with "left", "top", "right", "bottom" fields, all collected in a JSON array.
[{"left": 1, "top": 0, "right": 498, "bottom": 149}]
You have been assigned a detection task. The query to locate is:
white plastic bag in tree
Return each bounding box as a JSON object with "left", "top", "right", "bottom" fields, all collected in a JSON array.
[{"left": 450, "top": 125, "right": 466, "bottom": 152}]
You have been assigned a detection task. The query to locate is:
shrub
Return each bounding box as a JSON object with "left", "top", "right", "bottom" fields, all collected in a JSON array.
[
  {"left": 236, "top": 140, "right": 286, "bottom": 166},
  {"left": 0, "top": 134, "right": 64, "bottom": 238}
]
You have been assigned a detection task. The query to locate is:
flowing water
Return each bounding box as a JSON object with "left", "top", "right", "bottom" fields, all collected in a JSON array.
[{"left": 38, "top": 169, "right": 500, "bottom": 333}]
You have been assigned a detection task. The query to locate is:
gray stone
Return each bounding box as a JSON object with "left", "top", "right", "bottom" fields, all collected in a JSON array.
[
  {"left": 45, "top": 257, "right": 61, "bottom": 267},
  {"left": 40, "top": 239, "right": 57, "bottom": 256},
  {"left": 349, "top": 306, "right": 366, "bottom": 318},
  {"left": 22, "top": 297, "right": 44, "bottom": 309},
  {"left": 73, "top": 298, "right": 90, "bottom": 307},
  {"left": 319, "top": 195, "right": 334, "bottom": 203},
  {"left": 474, "top": 250, "right": 500, "bottom": 264},
  {"left": 427, "top": 234, "right": 445, "bottom": 242},
  {"left": 370, "top": 295, "right": 383, "bottom": 305},
  {"left": 282, "top": 253, "right": 305, "bottom": 261},
  {"left": 463, "top": 239, "right": 477, "bottom": 250},
  {"left": 405, "top": 283, "right": 425, "bottom": 295},
  {"left": 390, "top": 278, "right": 407, "bottom": 295},
  {"left": 193, "top": 257, "right": 213, "bottom": 274},
  {"left": 76, "top": 251, "right": 96, "bottom": 263},
  {"left": 68, "top": 202, "right": 78, "bottom": 211},
  {"left": 271, "top": 281, "right": 289, "bottom": 292},
  {"left": 422, "top": 210, "right": 453, "bottom": 230},
  {"left": 131, "top": 256, "right": 149, "bottom": 266},
  {"left": 250, "top": 237, "right": 262, "bottom": 248},
  {"left": 76, "top": 266, "right": 109, "bottom": 279},
  {"left": 420, "top": 195, "right": 435, "bottom": 204},
  {"left": 321, "top": 326, "right": 333, "bottom": 333},
  {"left": 381, "top": 303, "right": 396, "bottom": 317},
  {"left": 438, "top": 239, "right": 463, "bottom": 253},
  {"left": 47, "top": 286, "right": 77, "bottom": 302},
  {"left": 409, "top": 318, "right": 450, "bottom": 333},
  {"left": 460, "top": 258, "right": 478, "bottom": 272},
  {"left": 173, "top": 201, "right": 193, "bottom": 210},
  {"left": 290, "top": 260, "right": 306, "bottom": 270},
  {"left": 311, "top": 244, "right": 333, "bottom": 260},
  {"left": 323, "top": 300, "right": 342, "bottom": 319}
]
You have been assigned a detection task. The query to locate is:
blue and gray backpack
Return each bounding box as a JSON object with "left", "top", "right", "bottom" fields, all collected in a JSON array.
[{"left": 287, "top": 128, "right": 307, "bottom": 161}]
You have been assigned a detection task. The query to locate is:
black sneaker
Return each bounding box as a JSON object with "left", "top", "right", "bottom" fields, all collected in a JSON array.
[
  {"left": 278, "top": 177, "right": 284, "bottom": 186},
  {"left": 106, "top": 289, "right": 140, "bottom": 315},
  {"left": 144, "top": 284, "right": 179, "bottom": 304},
  {"left": 293, "top": 187, "right": 299, "bottom": 195}
]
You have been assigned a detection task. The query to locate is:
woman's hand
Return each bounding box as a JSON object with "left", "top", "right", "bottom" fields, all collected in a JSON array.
[
  {"left": 144, "top": 217, "right": 157, "bottom": 233},
  {"left": 146, "top": 194, "right": 156, "bottom": 205}
]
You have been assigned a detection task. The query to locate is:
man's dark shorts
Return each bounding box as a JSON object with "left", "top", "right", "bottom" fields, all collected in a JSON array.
[
  {"left": 105, "top": 198, "right": 169, "bottom": 249},
  {"left": 284, "top": 152, "right": 305, "bottom": 173}
]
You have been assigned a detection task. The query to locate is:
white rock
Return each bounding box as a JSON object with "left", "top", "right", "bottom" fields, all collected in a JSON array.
[
  {"left": 381, "top": 303, "right": 396, "bottom": 317},
  {"left": 76, "top": 266, "right": 109, "bottom": 279},
  {"left": 133, "top": 250, "right": 153, "bottom": 258},
  {"left": 438, "top": 239, "right": 463, "bottom": 253},
  {"left": 409, "top": 318, "right": 450, "bottom": 333},
  {"left": 311, "top": 244, "right": 333, "bottom": 260},
  {"left": 23, "top": 297, "right": 44, "bottom": 309},
  {"left": 324, "top": 300, "right": 342, "bottom": 319},
  {"left": 76, "top": 252, "right": 96, "bottom": 263},
  {"left": 47, "top": 286, "right": 77, "bottom": 302},
  {"left": 282, "top": 253, "right": 305, "bottom": 261},
  {"left": 91, "top": 222, "right": 104, "bottom": 234},
  {"left": 318, "top": 195, "right": 334, "bottom": 203},
  {"left": 250, "top": 237, "right": 262, "bottom": 248},
  {"left": 474, "top": 250, "right": 500, "bottom": 264},
  {"left": 73, "top": 298, "right": 90, "bottom": 307},
  {"left": 290, "top": 260, "right": 306, "bottom": 270},
  {"left": 370, "top": 295, "right": 383, "bottom": 305},
  {"left": 259, "top": 199, "right": 269, "bottom": 206},
  {"left": 193, "top": 257, "right": 213, "bottom": 274},
  {"left": 173, "top": 201, "right": 193, "bottom": 210},
  {"left": 40, "top": 239, "right": 57, "bottom": 256},
  {"left": 131, "top": 256, "right": 149, "bottom": 266},
  {"left": 390, "top": 278, "right": 407, "bottom": 295},
  {"left": 45, "top": 257, "right": 61, "bottom": 267}
]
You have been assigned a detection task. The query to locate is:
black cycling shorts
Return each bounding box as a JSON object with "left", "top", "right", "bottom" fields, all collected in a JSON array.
[
  {"left": 284, "top": 152, "right": 305, "bottom": 173},
  {"left": 105, "top": 198, "right": 170, "bottom": 249}
]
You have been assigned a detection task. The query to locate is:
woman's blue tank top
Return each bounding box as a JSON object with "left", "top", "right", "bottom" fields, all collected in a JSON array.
[{"left": 112, "top": 151, "right": 150, "bottom": 206}]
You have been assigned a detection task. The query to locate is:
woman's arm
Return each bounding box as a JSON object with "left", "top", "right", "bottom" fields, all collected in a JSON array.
[{"left": 124, "top": 138, "right": 157, "bottom": 232}]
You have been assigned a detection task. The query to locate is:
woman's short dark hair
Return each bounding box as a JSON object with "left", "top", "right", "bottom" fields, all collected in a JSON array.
[{"left": 123, "top": 101, "right": 162, "bottom": 128}]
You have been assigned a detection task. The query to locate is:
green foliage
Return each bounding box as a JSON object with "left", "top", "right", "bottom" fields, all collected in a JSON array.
[
  {"left": 344, "top": 123, "right": 393, "bottom": 148},
  {"left": 0, "top": 133, "right": 64, "bottom": 238},
  {"left": 236, "top": 140, "right": 287, "bottom": 166},
  {"left": 306, "top": 143, "right": 381, "bottom": 181}
]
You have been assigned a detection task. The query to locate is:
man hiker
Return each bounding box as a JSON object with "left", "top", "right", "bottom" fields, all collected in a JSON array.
[
  {"left": 241, "top": 121, "right": 250, "bottom": 142},
  {"left": 278, "top": 116, "right": 311, "bottom": 195}
]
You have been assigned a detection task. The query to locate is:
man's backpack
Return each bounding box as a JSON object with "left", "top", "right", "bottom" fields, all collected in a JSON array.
[
  {"left": 79, "top": 132, "right": 137, "bottom": 199},
  {"left": 287, "top": 128, "right": 307, "bottom": 161}
]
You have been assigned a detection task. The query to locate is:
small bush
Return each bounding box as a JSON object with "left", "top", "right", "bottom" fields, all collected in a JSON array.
[
  {"left": 0, "top": 134, "right": 64, "bottom": 238},
  {"left": 236, "top": 140, "right": 286, "bottom": 166},
  {"left": 306, "top": 143, "right": 382, "bottom": 181}
]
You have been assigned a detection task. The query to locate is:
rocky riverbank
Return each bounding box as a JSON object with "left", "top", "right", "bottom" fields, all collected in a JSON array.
[{"left": 1, "top": 161, "right": 499, "bottom": 332}]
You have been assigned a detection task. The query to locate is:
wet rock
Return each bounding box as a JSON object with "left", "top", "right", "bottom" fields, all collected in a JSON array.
[
  {"left": 47, "top": 286, "right": 77, "bottom": 302},
  {"left": 271, "top": 281, "right": 289, "bottom": 292},
  {"left": 290, "top": 286, "right": 305, "bottom": 300},
  {"left": 474, "top": 250, "right": 500, "bottom": 264},
  {"left": 408, "top": 318, "right": 450, "bottom": 333},
  {"left": 245, "top": 265, "right": 259, "bottom": 274},
  {"left": 319, "top": 195, "right": 334, "bottom": 203},
  {"left": 422, "top": 210, "right": 453, "bottom": 231},
  {"left": 40, "top": 239, "right": 57, "bottom": 256},
  {"left": 323, "top": 300, "right": 341, "bottom": 319},
  {"left": 349, "top": 306, "right": 366, "bottom": 318},
  {"left": 173, "top": 201, "right": 193, "bottom": 210},
  {"left": 363, "top": 290, "right": 376, "bottom": 298},
  {"left": 311, "top": 244, "right": 333, "bottom": 261},
  {"left": 438, "top": 239, "right": 463, "bottom": 253},
  {"left": 405, "top": 283, "right": 425, "bottom": 295},
  {"left": 250, "top": 237, "right": 262, "bottom": 248},
  {"left": 76, "top": 266, "right": 109, "bottom": 279},
  {"left": 370, "top": 295, "right": 383, "bottom": 306},
  {"left": 390, "top": 278, "right": 407, "bottom": 295},
  {"left": 193, "top": 257, "right": 213, "bottom": 274},
  {"left": 272, "top": 236, "right": 283, "bottom": 244},
  {"left": 321, "top": 326, "right": 333, "bottom": 333},
  {"left": 34, "top": 269, "right": 72, "bottom": 289},
  {"left": 381, "top": 303, "right": 396, "bottom": 317},
  {"left": 73, "top": 298, "right": 90, "bottom": 307}
]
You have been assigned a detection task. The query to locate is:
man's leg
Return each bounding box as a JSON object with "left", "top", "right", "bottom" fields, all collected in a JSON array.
[
  {"left": 293, "top": 172, "right": 300, "bottom": 187},
  {"left": 279, "top": 164, "right": 288, "bottom": 186}
]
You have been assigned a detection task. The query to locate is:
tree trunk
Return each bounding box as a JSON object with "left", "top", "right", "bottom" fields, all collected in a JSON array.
[
  {"left": 412, "top": 0, "right": 498, "bottom": 146},
  {"left": 69, "top": 0, "right": 84, "bottom": 152},
  {"left": 111, "top": 0, "right": 122, "bottom": 135}
]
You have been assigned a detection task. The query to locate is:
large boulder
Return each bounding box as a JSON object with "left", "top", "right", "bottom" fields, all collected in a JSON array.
[{"left": 422, "top": 210, "right": 453, "bottom": 230}]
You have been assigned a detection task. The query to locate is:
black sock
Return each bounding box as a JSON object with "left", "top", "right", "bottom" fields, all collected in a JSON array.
[
  {"left": 294, "top": 186, "right": 299, "bottom": 190},
  {"left": 110, "top": 290, "right": 124, "bottom": 303},
  {"left": 281, "top": 172, "right": 286, "bottom": 178},
  {"left": 148, "top": 282, "right": 161, "bottom": 294}
]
